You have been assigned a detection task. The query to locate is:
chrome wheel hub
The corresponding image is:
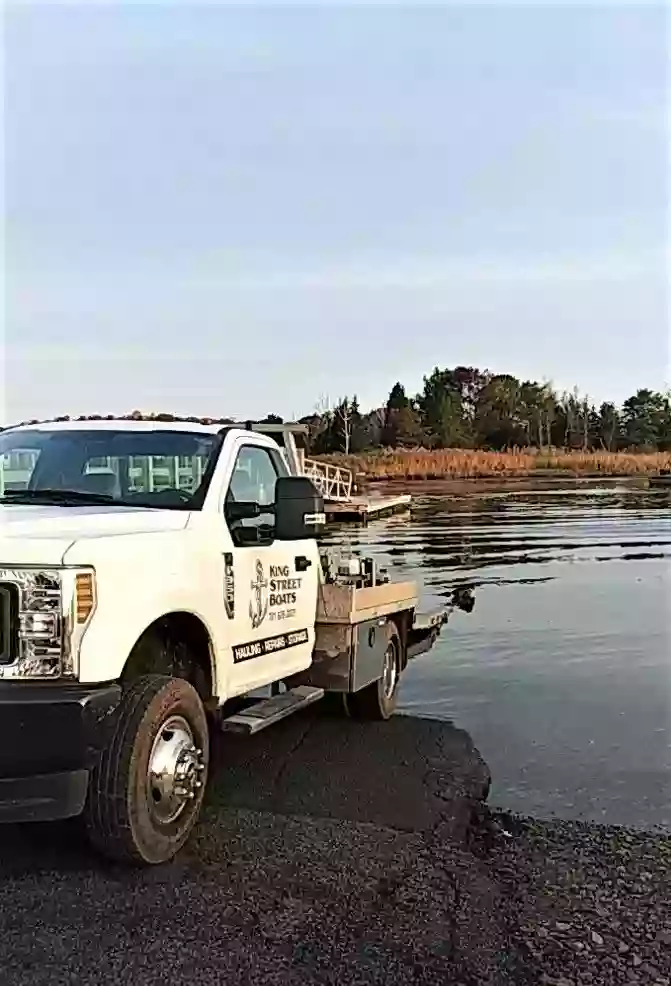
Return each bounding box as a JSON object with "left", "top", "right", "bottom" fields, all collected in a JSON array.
[
  {"left": 382, "top": 642, "right": 398, "bottom": 700},
  {"left": 147, "top": 715, "right": 206, "bottom": 824}
]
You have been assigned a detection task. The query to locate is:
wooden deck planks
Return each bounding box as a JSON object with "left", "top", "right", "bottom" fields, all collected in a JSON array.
[{"left": 323, "top": 493, "right": 412, "bottom": 523}]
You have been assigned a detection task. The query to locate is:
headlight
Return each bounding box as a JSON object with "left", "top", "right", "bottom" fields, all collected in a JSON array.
[{"left": 0, "top": 567, "right": 97, "bottom": 679}]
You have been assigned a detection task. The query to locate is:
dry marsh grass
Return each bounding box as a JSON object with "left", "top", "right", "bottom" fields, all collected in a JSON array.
[{"left": 320, "top": 449, "right": 671, "bottom": 481}]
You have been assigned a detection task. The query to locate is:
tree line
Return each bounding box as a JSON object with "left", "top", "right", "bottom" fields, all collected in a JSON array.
[
  {"left": 3, "top": 368, "right": 670, "bottom": 456},
  {"left": 303, "top": 367, "right": 671, "bottom": 455}
]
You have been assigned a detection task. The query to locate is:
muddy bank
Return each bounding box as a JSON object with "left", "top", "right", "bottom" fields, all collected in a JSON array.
[
  {"left": 0, "top": 712, "right": 667, "bottom": 985},
  {"left": 358, "top": 475, "right": 649, "bottom": 497}
]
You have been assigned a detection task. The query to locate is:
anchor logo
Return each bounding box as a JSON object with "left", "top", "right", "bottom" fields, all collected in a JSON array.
[{"left": 249, "top": 558, "right": 269, "bottom": 629}]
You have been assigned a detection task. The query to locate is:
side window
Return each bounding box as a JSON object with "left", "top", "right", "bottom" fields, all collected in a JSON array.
[
  {"left": 0, "top": 448, "right": 40, "bottom": 492},
  {"left": 225, "top": 445, "right": 282, "bottom": 545}
]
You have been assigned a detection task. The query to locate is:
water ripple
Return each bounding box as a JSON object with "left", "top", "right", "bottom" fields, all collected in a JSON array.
[{"left": 323, "top": 481, "right": 671, "bottom": 830}]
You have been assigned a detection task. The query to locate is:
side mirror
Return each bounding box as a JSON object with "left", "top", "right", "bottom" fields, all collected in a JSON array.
[
  {"left": 274, "top": 476, "right": 325, "bottom": 541},
  {"left": 225, "top": 500, "right": 262, "bottom": 522}
]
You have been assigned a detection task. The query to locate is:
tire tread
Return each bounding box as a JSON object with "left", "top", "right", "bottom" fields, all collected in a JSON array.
[{"left": 85, "top": 674, "right": 199, "bottom": 864}]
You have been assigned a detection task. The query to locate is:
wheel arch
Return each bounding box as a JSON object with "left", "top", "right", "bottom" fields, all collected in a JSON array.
[
  {"left": 388, "top": 609, "right": 412, "bottom": 671},
  {"left": 121, "top": 611, "right": 217, "bottom": 706}
]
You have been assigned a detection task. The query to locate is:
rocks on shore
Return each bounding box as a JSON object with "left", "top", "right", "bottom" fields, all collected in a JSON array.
[{"left": 475, "top": 810, "right": 671, "bottom": 986}]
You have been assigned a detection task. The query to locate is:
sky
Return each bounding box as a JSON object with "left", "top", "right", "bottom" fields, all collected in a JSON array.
[{"left": 3, "top": 2, "right": 669, "bottom": 425}]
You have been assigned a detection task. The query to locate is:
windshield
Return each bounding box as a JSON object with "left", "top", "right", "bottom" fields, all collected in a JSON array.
[{"left": 0, "top": 428, "right": 221, "bottom": 509}]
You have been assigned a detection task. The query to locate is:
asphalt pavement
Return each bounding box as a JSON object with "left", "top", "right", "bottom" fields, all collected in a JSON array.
[{"left": 0, "top": 710, "right": 504, "bottom": 986}]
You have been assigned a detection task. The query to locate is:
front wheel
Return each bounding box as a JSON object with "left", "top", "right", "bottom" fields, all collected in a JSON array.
[
  {"left": 85, "top": 675, "right": 209, "bottom": 865},
  {"left": 345, "top": 625, "right": 402, "bottom": 721}
]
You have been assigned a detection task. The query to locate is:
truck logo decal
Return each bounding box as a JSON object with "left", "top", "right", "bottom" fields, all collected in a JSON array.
[
  {"left": 249, "top": 558, "right": 269, "bottom": 629},
  {"left": 223, "top": 553, "right": 235, "bottom": 619},
  {"left": 233, "top": 628, "right": 309, "bottom": 664}
]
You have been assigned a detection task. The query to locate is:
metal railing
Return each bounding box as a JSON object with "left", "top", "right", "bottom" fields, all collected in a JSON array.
[{"left": 302, "top": 457, "right": 353, "bottom": 502}]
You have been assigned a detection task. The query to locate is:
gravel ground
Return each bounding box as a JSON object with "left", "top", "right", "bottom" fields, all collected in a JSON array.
[
  {"left": 472, "top": 809, "right": 671, "bottom": 986},
  {"left": 0, "top": 712, "right": 668, "bottom": 985}
]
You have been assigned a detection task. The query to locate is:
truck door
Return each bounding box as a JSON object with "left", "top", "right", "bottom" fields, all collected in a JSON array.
[{"left": 221, "top": 439, "right": 320, "bottom": 697}]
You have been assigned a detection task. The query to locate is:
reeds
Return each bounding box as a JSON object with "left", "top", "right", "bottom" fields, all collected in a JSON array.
[{"left": 318, "top": 448, "right": 671, "bottom": 481}]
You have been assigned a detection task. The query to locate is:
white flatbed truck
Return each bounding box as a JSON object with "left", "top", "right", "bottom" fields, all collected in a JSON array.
[{"left": 0, "top": 419, "right": 473, "bottom": 865}]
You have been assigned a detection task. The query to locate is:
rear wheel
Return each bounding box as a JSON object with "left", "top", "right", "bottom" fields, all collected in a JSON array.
[
  {"left": 345, "top": 625, "right": 402, "bottom": 721},
  {"left": 84, "top": 674, "right": 209, "bottom": 865}
]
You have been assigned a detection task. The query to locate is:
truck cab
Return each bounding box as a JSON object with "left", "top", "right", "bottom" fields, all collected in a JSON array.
[{"left": 0, "top": 419, "right": 468, "bottom": 865}]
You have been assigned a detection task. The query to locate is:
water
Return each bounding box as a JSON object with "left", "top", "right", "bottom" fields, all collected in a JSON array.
[{"left": 322, "top": 479, "right": 671, "bottom": 830}]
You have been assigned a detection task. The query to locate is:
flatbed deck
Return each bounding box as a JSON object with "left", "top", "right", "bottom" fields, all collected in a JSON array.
[
  {"left": 316, "top": 579, "right": 418, "bottom": 625},
  {"left": 324, "top": 493, "right": 412, "bottom": 523}
]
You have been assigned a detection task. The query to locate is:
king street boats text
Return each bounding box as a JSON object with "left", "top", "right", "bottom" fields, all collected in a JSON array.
[{"left": 268, "top": 564, "right": 302, "bottom": 622}]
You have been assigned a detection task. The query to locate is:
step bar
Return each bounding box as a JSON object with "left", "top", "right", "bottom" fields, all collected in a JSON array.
[{"left": 220, "top": 686, "right": 325, "bottom": 735}]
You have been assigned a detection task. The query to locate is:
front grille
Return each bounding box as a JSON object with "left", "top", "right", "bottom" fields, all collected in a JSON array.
[{"left": 0, "top": 582, "right": 18, "bottom": 666}]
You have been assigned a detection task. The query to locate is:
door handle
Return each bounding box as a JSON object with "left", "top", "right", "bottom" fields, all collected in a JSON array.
[{"left": 295, "top": 555, "right": 312, "bottom": 572}]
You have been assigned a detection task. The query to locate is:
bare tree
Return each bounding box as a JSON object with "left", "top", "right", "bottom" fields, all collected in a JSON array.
[
  {"left": 314, "top": 393, "right": 331, "bottom": 417},
  {"left": 540, "top": 378, "right": 555, "bottom": 450},
  {"left": 334, "top": 397, "right": 353, "bottom": 454},
  {"left": 581, "top": 394, "right": 590, "bottom": 450}
]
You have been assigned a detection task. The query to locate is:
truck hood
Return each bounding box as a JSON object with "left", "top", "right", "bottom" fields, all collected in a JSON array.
[{"left": 0, "top": 505, "right": 190, "bottom": 566}]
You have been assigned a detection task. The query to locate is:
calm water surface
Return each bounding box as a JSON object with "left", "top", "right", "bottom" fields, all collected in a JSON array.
[{"left": 323, "top": 480, "right": 671, "bottom": 830}]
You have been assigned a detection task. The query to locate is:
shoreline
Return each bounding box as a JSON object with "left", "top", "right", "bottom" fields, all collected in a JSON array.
[
  {"left": 365, "top": 472, "right": 654, "bottom": 491},
  {"left": 354, "top": 472, "right": 659, "bottom": 500},
  {"left": 0, "top": 711, "right": 667, "bottom": 984},
  {"left": 368, "top": 470, "right": 656, "bottom": 483}
]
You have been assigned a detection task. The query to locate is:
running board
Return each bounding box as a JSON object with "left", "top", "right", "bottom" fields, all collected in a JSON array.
[{"left": 220, "top": 686, "right": 324, "bottom": 735}]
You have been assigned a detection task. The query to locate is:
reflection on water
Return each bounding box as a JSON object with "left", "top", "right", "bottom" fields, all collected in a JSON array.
[{"left": 322, "top": 480, "right": 671, "bottom": 830}]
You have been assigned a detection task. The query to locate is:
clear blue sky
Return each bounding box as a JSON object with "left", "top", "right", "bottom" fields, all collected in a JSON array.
[{"left": 4, "top": 2, "right": 669, "bottom": 425}]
